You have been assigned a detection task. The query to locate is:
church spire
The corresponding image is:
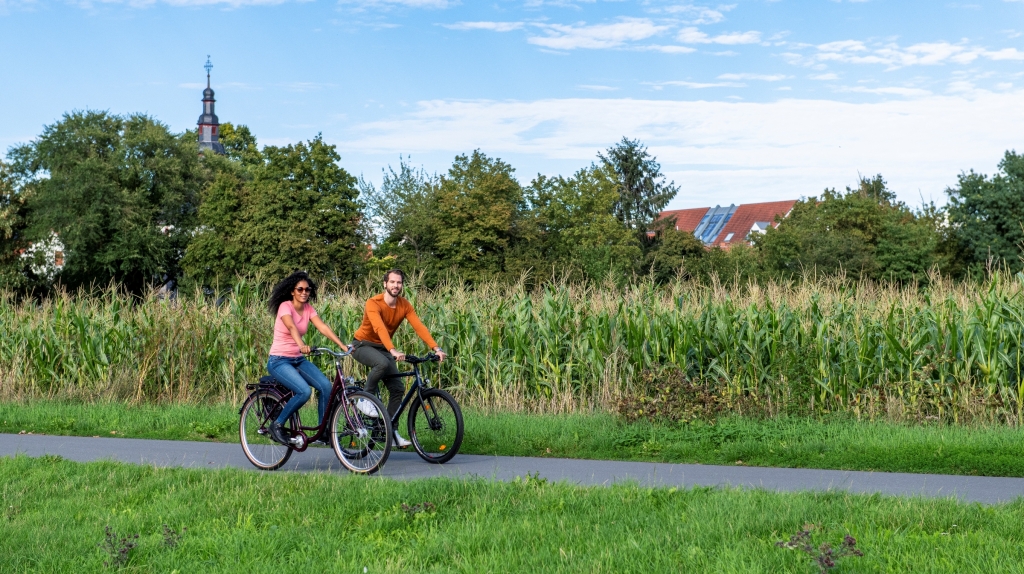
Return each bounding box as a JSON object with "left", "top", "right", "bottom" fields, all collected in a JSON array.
[{"left": 197, "top": 56, "right": 225, "bottom": 155}]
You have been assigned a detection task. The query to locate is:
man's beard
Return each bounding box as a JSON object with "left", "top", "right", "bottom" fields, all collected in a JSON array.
[{"left": 387, "top": 286, "right": 402, "bottom": 297}]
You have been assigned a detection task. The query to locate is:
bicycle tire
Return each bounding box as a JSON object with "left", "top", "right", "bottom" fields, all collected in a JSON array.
[
  {"left": 239, "top": 389, "right": 295, "bottom": 471},
  {"left": 330, "top": 390, "right": 392, "bottom": 474},
  {"left": 407, "top": 388, "right": 463, "bottom": 464}
]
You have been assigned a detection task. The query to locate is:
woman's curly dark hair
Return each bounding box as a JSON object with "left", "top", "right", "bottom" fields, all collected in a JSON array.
[{"left": 268, "top": 271, "right": 318, "bottom": 315}]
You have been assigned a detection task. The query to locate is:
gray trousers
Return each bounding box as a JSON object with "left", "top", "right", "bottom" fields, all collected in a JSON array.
[{"left": 351, "top": 340, "right": 405, "bottom": 418}]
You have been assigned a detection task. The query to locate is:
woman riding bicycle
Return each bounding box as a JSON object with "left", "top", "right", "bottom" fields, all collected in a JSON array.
[{"left": 265, "top": 271, "right": 348, "bottom": 445}]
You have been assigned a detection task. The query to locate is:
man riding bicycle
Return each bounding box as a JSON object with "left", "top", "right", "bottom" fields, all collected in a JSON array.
[{"left": 352, "top": 268, "right": 446, "bottom": 448}]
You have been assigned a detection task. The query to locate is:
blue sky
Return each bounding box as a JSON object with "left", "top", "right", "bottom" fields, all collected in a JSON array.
[{"left": 2, "top": 0, "right": 1024, "bottom": 208}]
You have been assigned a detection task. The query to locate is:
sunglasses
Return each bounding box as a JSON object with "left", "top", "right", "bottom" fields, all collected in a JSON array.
[{"left": 294, "top": 287, "right": 312, "bottom": 293}]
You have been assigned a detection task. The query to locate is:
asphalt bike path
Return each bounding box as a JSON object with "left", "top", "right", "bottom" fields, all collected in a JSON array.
[{"left": 4, "top": 433, "right": 1024, "bottom": 505}]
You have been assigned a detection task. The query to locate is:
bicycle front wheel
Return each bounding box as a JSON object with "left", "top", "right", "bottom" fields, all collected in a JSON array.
[
  {"left": 408, "top": 388, "right": 463, "bottom": 464},
  {"left": 239, "top": 389, "right": 294, "bottom": 471},
  {"left": 330, "top": 390, "right": 392, "bottom": 474}
]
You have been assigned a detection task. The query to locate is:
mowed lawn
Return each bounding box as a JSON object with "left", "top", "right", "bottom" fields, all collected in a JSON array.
[
  {"left": 4, "top": 400, "right": 1024, "bottom": 477},
  {"left": 3, "top": 455, "right": 1024, "bottom": 573}
]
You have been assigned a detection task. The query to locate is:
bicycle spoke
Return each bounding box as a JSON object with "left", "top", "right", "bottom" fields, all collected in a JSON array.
[
  {"left": 330, "top": 390, "right": 391, "bottom": 474},
  {"left": 408, "top": 388, "right": 463, "bottom": 464}
]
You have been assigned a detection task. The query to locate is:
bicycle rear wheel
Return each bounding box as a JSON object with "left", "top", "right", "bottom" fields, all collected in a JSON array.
[
  {"left": 239, "top": 389, "right": 295, "bottom": 470},
  {"left": 408, "top": 388, "right": 463, "bottom": 464},
  {"left": 330, "top": 390, "right": 392, "bottom": 474}
]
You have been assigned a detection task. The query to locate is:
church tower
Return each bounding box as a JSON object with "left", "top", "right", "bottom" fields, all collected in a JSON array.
[{"left": 197, "top": 56, "right": 225, "bottom": 154}]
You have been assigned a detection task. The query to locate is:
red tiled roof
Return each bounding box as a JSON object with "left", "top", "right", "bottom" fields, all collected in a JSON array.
[
  {"left": 658, "top": 208, "right": 709, "bottom": 233},
  {"left": 710, "top": 200, "right": 798, "bottom": 247}
]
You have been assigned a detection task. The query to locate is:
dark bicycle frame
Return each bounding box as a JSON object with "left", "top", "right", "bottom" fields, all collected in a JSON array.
[
  {"left": 353, "top": 353, "right": 442, "bottom": 430},
  {"left": 244, "top": 347, "right": 366, "bottom": 452}
]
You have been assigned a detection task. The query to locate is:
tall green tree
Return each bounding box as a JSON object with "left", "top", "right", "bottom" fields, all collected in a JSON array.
[
  {"left": 218, "top": 123, "right": 262, "bottom": 167},
  {"left": 946, "top": 151, "right": 1024, "bottom": 274},
  {"left": 359, "top": 158, "right": 440, "bottom": 271},
  {"left": 431, "top": 151, "right": 537, "bottom": 282},
  {"left": 183, "top": 134, "right": 365, "bottom": 286},
  {"left": 643, "top": 225, "right": 706, "bottom": 283},
  {"left": 598, "top": 138, "right": 679, "bottom": 246},
  {"left": 0, "top": 160, "right": 31, "bottom": 290},
  {"left": 529, "top": 164, "right": 641, "bottom": 282},
  {"left": 754, "top": 175, "right": 940, "bottom": 282},
  {"left": 7, "top": 111, "right": 208, "bottom": 293}
]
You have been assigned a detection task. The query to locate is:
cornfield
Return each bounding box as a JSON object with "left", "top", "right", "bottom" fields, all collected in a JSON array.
[{"left": 3, "top": 273, "right": 1024, "bottom": 423}]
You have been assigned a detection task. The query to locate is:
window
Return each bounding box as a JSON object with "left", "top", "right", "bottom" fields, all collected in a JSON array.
[{"left": 724, "top": 233, "right": 734, "bottom": 242}]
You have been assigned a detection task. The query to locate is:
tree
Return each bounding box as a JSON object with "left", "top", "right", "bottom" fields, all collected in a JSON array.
[
  {"left": 182, "top": 134, "right": 365, "bottom": 286},
  {"left": 754, "top": 175, "right": 939, "bottom": 282},
  {"left": 7, "top": 111, "right": 208, "bottom": 293},
  {"left": 946, "top": 151, "right": 1024, "bottom": 274},
  {"left": 218, "top": 123, "right": 262, "bottom": 167},
  {"left": 598, "top": 138, "right": 679, "bottom": 245},
  {"left": 0, "top": 160, "right": 31, "bottom": 290},
  {"left": 529, "top": 164, "right": 641, "bottom": 282},
  {"left": 643, "top": 224, "right": 706, "bottom": 283},
  {"left": 431, "top": 151, "right": 537, "bottom": 282},
  {"left": 359, "top": 157, "right": 440, "bottom": 271}
]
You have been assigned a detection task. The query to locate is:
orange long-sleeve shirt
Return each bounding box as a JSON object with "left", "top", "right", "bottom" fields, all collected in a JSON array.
[{"left": 353, "top": 294, "right": 438, "bottom": 351}]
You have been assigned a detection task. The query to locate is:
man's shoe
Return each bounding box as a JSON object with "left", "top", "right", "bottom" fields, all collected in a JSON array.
[
  {"left": 356, "top": 398, "right": 380, "bottom": 418},
  {"left": 393, "top": 431, "right": 412, "bottom": 449},
  {"left": 268, "top": 421, "right": 288, "bottom": 445}
]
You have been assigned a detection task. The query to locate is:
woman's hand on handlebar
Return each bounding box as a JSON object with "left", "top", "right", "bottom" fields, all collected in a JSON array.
[{"left": 300, "top": 344, "right": 312, "bottom": 355}]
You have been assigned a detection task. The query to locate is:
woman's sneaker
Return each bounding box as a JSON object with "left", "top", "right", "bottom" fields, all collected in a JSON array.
[
  {"left": 356, "top": 398, "right": 380, "bottom": 418},
  {"left": 268, "top": 421, "right": 288, "bottom": 445},
  {"left": 393, "top": 431, "right": 412, "bottom": 448}
]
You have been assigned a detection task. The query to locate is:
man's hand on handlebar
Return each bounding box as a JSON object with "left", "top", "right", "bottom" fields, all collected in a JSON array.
[
  {"left": 390, "top": 348, "right": 406, "bottom": 362},
  {"left": 433, "top": 347, "right": 447, "bottom": 363}
]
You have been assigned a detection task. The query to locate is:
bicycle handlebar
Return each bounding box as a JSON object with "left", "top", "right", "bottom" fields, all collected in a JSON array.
[
  {"left": 308, "top": 346, "right": 353, "bottom": 358},
  {"left": 403, "top": 353, "right": 441, "bottom": 364}
]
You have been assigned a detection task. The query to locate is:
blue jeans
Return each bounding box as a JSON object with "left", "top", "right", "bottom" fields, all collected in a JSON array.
[{"left": 266, "top": 355, "right": 332, "bottom": 426}]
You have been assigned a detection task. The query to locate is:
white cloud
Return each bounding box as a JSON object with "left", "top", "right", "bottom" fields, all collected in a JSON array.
[
  {"left": 339, "top": 90, "right": 1024, "bottom": 208},
  {"left": 678, "top": 27, "right": 761, "bottom": 45},
  {"left": 528, "top": 18, "right": 668, "bottom": 50},
  {"left": 809, "top": 40, "right": 1024, "bottom": 69},
  {"left": 718, "top": 73, "right": 788, "bottom": 81},
  {"left": 340, "top": 0, "right": 454, "bottom": 8},
  {"left": 809, "top": 73, "right": 839, "bottom": 80},
  {"left": 817, "top": 40, "right": 867, "bottom": 52},
  {"left": 444, "top": 21, "right": 523, "bottom": 32},
  {"left": 984, "top": 47, "right": 1024, "bottom": 61},
  {"left": 838, "top": 86, "right": 933, "bottom": 97},
  {"left": 578, "top": 84, "right": 618, "bottom": 91},
  {"left": 636, "top": 44, "right": 697, "bottom": 54},
  {"left": 654, "top": 80, "right": 745, "bottom": 88},
  {"left": 82, "top": 0, "right": 295, "bottom": 6},
  {"left": 658, "top": 3, "right": 732, "bottom": 25}
]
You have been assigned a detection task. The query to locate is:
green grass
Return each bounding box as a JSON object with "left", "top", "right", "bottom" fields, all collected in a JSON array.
[
  {"left": 4, "top": 400, "right": 1024, "bottom": 477},
  {"left": 2, "top": 455, "right": 1024, "bottom": 573}
]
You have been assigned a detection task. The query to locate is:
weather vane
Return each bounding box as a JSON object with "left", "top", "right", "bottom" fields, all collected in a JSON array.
[{"left": 204, "top": 56, "right": 213, "bottom": 76}]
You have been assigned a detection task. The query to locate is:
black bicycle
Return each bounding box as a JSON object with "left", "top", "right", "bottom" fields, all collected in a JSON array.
[
  {"left": 239, "top": 347, "right": 392, "bottom": 474},
  {"left": 354, "top": 353, "right": 464, "bottom": 464}
]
